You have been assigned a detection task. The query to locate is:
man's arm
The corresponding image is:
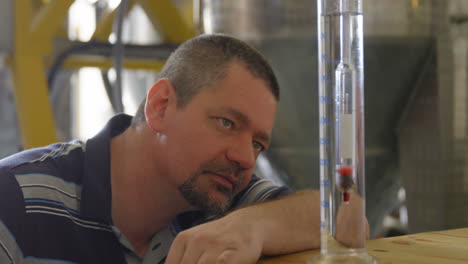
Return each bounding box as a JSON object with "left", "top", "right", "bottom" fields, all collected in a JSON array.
[
  {"left": 165, "top": 190, "right": 321, "bottom": 264},
  {"left": 232, "top": 189, "right": 321, "bottom": 255}
]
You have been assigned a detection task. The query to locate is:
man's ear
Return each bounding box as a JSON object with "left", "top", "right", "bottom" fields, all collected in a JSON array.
[{"left": 145, "top": 78, "right": 176, "bottom": 132}]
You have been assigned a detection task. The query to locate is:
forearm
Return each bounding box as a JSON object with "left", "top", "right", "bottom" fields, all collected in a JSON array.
[{"left": 228, "top": 189, "right": 321, "bottom": 255}]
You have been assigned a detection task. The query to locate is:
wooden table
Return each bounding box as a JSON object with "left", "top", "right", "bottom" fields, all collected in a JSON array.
[{"left": 258, "top": 228, "right": 468, "bottom": 264}]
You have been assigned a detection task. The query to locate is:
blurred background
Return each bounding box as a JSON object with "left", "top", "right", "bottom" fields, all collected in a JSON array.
[{"left": 1, "top": 0, "right": 468, "bottom": 239}]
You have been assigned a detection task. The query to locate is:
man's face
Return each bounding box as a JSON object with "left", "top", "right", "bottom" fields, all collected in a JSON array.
[
  {"left": 177, "top": 157, "right": 246, "bottom": 215},
  {"left": 160, "top": 62, "right": 277, "bottom": 215}
]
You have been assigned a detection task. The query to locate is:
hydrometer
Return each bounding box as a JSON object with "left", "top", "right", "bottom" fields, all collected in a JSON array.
[{"left": 311, "top": 0, "right": 378, "bottom": 263}]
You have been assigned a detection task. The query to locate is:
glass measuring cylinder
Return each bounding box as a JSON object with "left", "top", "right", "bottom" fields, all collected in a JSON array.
[{"left": 311, "top": 0, "right": 378, "bottom": 263}]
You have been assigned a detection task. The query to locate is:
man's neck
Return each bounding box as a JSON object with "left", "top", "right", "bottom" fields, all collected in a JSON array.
[{"left": 109, "top": 126, "right": 189, "bottom": 257}]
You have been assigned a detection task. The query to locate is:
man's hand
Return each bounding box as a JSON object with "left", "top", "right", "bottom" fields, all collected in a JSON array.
[
  {"left": 166, "top": 190, "right": 323, "bottom": 263},
  {"left": 336, "top": 192, "right": 370, "bottom": 248},
  {"left": 165, "top": 213, "right": 263, "bottom": 264}
]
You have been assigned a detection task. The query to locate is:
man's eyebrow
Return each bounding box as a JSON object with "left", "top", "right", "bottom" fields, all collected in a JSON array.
[{"left": 223, "top": 107, "right": 271, "bottom": 145}]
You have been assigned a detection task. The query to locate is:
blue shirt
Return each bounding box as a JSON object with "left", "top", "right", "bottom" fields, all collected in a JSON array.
[{"left": 0, "top": 114, "right": 290, "bottom": 264}]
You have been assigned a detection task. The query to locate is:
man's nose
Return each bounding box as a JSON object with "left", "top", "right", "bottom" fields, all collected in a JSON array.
[{"left": 226, "top": 135, "right": 256, "bottom": 170}]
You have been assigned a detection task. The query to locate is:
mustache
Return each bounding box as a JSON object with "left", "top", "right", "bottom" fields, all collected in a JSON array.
[
  {"left": 200, "top": 162, "right": 244, "bottom": 178},
  {"left": 199, "top": 160, "right": 245, "bottom": 189}
]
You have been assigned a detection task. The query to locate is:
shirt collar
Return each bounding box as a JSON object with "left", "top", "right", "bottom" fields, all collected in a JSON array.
[{"left": 80, "top": 113, "right": 132, "bottom": 223}]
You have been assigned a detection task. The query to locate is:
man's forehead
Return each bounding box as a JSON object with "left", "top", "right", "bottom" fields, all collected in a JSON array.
[{"left": 208, "top": 61, "right": 274, "bottom": 93}]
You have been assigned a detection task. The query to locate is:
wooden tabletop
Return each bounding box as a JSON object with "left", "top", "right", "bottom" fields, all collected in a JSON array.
[{"left": 258, "top": 228, "right": 468, "bottom": 264}]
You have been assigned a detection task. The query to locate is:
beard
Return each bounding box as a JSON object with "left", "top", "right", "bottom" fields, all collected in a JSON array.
[{"left": 178, "top": 159, "right": 245, "bottom": 216}]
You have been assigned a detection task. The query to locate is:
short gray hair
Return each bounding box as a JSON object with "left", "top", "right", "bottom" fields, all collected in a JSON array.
[{"left": 132, "top": 34, "right": 279, "bottom": 127}]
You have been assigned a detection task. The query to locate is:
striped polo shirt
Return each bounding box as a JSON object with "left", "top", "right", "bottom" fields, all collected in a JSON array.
[{"left": 0, "top": 114, "right": 291, "bottom": 264}]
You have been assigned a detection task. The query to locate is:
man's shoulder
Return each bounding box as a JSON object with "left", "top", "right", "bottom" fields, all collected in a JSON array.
[
  {"left": 0, "top": 140, "right": 87, "bottom": 221},
  {"left": 0, "top": 140, "right": 122, "bottom": 263},
  {"left": 0, "top": 140, "right": 86, "bottom": 181}
]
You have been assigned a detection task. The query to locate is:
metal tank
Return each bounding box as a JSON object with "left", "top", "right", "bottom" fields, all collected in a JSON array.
[
  {"left": 200, "top": 0, "right": 456, "bottom": 237},
  {"left": 202, "top": 0, "right": 315, "bottom": 40}
]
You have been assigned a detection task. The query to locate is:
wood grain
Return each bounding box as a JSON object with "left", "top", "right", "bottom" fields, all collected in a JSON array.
[{"left": 258, "top": 228, "right": 468, "bottom": 264}]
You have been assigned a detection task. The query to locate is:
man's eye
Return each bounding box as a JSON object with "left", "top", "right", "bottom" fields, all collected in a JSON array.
[
  {"left": 253, "top": 141, "right": 264, "bottom": 152},
  {"left": 218, "top": 118, "right": 234, "bottom": 129}
]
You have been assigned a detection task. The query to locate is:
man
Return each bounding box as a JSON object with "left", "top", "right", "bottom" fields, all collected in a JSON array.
[{"left": 0, "top": 34, "right": 322, "bottom": 264}]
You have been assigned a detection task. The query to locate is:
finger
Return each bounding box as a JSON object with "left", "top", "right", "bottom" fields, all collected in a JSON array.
[
  {"left": 197, "top": 250, "right": 232, "bottom": 264},
  {"left": 216, "top": 250, "right": 235, "bottom": 264},
  {"left": 195, "top": 246, "right": 235, "bottom": 264},
  {"left": 216, "top": 249, "right": 257, "bottom": 264},
  {"left": 165, "top": 234, "right": 187, "bottom": 264}
]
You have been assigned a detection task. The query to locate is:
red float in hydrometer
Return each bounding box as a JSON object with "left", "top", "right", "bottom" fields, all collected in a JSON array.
[{"left": 338, "top": 166, "right": 354, "bottom": 202}]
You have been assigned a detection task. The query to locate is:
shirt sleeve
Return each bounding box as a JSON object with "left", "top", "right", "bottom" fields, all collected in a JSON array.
[
  {"left": 229, "top": 174, "right": 293, "bottom": 210},
  {"left": 175, "top": 175, "right": 293, "bottom": 229},
  {"left": 0, "top": 220, "right": 23, "bottom": 264},
  {"left": 0, "top": 165, "right": 26, "bottom": 264}
]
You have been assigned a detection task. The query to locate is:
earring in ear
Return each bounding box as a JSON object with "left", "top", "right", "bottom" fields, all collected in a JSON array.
[
  {"left": 147, "top": 123, "right": 167, "bottom": 144},
  {"left": 157, "top": 133, "right": 167, "bottom": 144}
]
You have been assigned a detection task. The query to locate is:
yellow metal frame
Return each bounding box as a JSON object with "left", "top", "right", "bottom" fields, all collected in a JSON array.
[
  {"left": 11, "top": 0, "right": 196, "bottom": 149},
  {"left": 12, "top": 0, "right": 74, "bottom": 148},
  {"left": 63, "top": 55, "right": 166, "bottom": 71},
  {"left": 138, "top": 0, "right": 196, "bottom": 43}
]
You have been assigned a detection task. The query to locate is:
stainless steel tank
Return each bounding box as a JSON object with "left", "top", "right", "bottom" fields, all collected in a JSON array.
[
  {"left": 201, "top": 0, "right": 316, "bottom": 40},
  {"left": 200, "top": 0, "right": 451, "bottom": 237}
]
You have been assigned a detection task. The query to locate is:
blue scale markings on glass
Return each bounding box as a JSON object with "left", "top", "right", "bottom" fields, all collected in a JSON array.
[
  {"left": 320, "top": 96, "right": 328, "bottom": 104},
  {"left": 321, "top": 179, "right": 330, "bottom": 187},
  {"left": 320, "top": 159, "right": 329, "bottom": 166},
  {"left": 320, "top": 32, "right": 339, "bottom": 43},
  {"left": 320, "top": 74, "right": 332, "bottom": 83},
  {"left": 320, "top": 138, "right": 330, "bottom": 145},
  {"left": 320, "top": 221, "right": 326, "bottom": 229},
  {"left": 319, "top": 95, "right": 333, "bottom": 104},
  {"left": 321, "top": 201, "right": 330, "bottom": 208},
  {"left": 320, "top": 117, "right": 329, "bottom": 125},
  {"left": 321, "top": 54, "right": 341, "bottom": 64}
]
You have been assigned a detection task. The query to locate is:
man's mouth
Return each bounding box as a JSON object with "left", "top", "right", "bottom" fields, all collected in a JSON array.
[{"left": 205, "top": 171, "right": 239, "bottom": 191}]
